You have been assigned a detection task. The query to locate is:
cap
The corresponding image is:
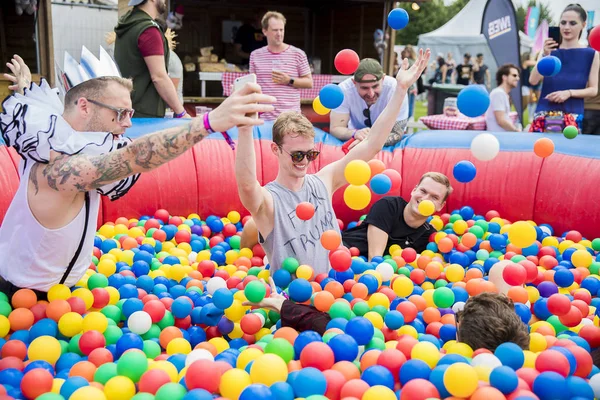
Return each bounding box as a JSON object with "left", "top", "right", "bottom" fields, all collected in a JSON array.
[
  {"left": 128, "top": 0, "right": 145, "bottom": 6},
  {"left": 354, "top": 58, "right": 384, "bottom": 83}
]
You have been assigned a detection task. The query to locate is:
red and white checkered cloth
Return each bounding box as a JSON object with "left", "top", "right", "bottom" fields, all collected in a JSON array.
[
  {"left": 419, "top": 112, "right": 519, "bottom": 130},
  {"left": 222, "top": 72, "right": 332, "bottom": 99}
]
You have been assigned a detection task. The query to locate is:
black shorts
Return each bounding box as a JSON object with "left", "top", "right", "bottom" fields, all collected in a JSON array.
[{"left": 0, "top": 277, "right": 48, "bottom": 302}]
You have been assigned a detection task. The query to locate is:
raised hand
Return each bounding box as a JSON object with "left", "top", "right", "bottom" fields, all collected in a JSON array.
[
  {"left": 4, "top": 55, "right": 32, "bottom": 95},
  {"left": 242, "top": 277, "right": 286, "bottom": 313},
  {"left": 396, "top": 48, "right": 431, "bottom": 91}
]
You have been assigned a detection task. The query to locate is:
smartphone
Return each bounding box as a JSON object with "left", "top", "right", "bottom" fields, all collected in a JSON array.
[
  {"left": 233, "top": 73, "right": 258, "bottom": 119},
  {"left": 548, "top": 26, "right": 562, "bottom": 45}
]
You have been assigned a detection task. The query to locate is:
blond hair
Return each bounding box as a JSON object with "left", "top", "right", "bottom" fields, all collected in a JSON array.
[
  {"left": 418, "top": 172, "right": 453, "bottom": 202},
  {"left": 272, "top": 111, "right": 314, "bottom": 146},
  {"left": 262, "top": 11, "right": 286, "bottom": 30},
  {"left": 64, "top": 76, "right": 133, "bottom": 110}
]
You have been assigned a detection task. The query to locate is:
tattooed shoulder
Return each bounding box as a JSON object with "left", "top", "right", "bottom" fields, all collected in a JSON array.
[{"left": 29, "top": 163, "right": 41, "bottom": 195}]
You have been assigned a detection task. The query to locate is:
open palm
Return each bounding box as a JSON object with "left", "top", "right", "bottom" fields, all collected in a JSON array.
[
  {"left": 242, "top": 277, "right": 286, "bottom": 313},
  {"left": 396, "top": 48, "right": 431, "bottom": 90},
  {"left": 4, "top": 55, "right": 32, "bottom": 95}
]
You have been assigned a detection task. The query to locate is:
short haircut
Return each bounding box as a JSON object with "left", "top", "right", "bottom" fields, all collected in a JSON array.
[
  {"left": 262, "top": 11, "right": 286, "bottom": 30},
  {"left": 496, "top": 63, "right": 519, "bottom": 86},
  {"left": 64, "top": 76, "right": 133, "bottom": 111},
  {"left": 476, "top": 53, "right": 483, "bottom": 58},
  {"left": 456, "top": 292, "right": 530, "bottom": 352},
  {"left": 418, "top": 172, "right": 453, "bottom": 202},
  {"left": 272, "top": 111, "right": 314, "bottom": 146}
]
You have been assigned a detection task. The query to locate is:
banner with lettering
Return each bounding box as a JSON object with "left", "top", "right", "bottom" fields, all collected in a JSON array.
[
  {"left": 525, "top": 6, "right": 540, "bottom": 39},
  {"left": 481, "top": 0, "right": 522, "bottom": 124}
]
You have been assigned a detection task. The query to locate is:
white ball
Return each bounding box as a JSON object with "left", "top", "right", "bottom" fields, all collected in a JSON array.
[
  {"left": 452, "top": 302, "right": 466, "bottom": 313},
  {"left": 589, "top": 371, "right": 600, "bottom": 398},
  {"left": 185, "top": 349, "right": 215, "bottom": 366},
  {"left": 472, "top": 353, "right": 502, "bottom": 369},
  {"left": 470, "top": 133, "right": 500, "bottom": 161},
  {"left": 376, "top": 263, "right": 394, "bottom": 282},
  {"left": 206, "top": 277, "right": 227, "bottom": 295},
  {"left": 127, "top": 311, "right": 152, "bottom": 335},
  {"left": 488, "top": 260, "right": 513, "bottom": 295},
  {"left": 255, "top": 312, "right": 266, "bottom": 326},
  {"left": 188, "top": 251, "right": 198, "bottom": 263}
]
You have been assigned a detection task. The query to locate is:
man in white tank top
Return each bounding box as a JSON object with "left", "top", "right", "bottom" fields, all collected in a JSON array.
[
  {"left": 235, "top": 49, "right": 431, "bottom": 275},
  {"left": 0, "top": 53, "right": 276, "bottom": 298}
]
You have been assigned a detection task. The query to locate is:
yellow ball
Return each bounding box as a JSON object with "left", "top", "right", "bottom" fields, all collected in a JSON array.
[
  {"left": 106, "top": 287, "right": 120, "bottom": 305},
  {"left": 169, "top": 264, "right": 188, "bottom": 282},
  {"left": 445, "top": 264, "right": 465, "bottom": 282},
  {"left": 225, "top": 250, "right": 239, "bottom": 265},
  {"left": 51, "top": 378, "right": 64, "bottom": 394},
  {"left": 82, "top": 312, "right": 108, "bottom": 333},
  {"left": 368, "top": 293, "right": 390, "bottom": 309},
  {"left": 526, "top": 286, "right": 540, "bottom": 304},
  {"left": 73, "top": 288, "right": 94, "bottom": 311},
  {"left": 418, "top": 200, "right": 435, "bottom": 217},
  {"left": 542, "top": 236, "right": 559, "bottom": 248},
  {"left": 364, "top": 311, "right": 384, "bottom": 330},
  {"left": 104, "top": 376, "right": 135, "bottom": 400},
  {"left": 70, "top": 386, "right": 107, "bottom": 400},
  {"left": 97, "top": 259, "right": 117, "bottom": 277},
  {"left": 444, "top": 363, "right": 478, "bottom": 398},
  {"left": 344, "top": 160, "right": 371, "bottom": 185},
  {"left": 453, "top": 220, "right": 468, "bottom": 235},
  {"left": 398, "top": 325, "right": 418, "bottom": 338},
  {"left": 237, "top": 347, "right": 264, "bottom": 369},
  {"left": 196, "top": 250, "right": 211, "bottom": 262},
  {"left": 257, "top": 270, "right": 271, "bottom": 282},
  {"left": 255, "top": 327, "right": 272, "bottom": 341},
  {"left": 128, "top": 227, "right": 144, "bottom": 238},
  {"left": 529, "top": 332, "right": 547, "bottom": 353},
  {"left": 430, "top": 217, "right": 444, "bottom": 231},
  {"left": 229, "top": 323, "right": 244, "bottom": 339},
  {"left": 58, "top": 312, "right": 83, "bottom": 337},
  {"left": 410, "top": 341, "right": 440, "bottom": 368},
  {"left": 312, "top": 96, "right": 330, "bottom": 115},
  {"left": 523, "top": 350, "right": 538, "bottom": 369},
  {"left": 167, "top": 337, "right": 192, "bottom": 355},
  {"left": 531, "top": 321, "right": 556, "bottom": 336},
  {"left": 98, "top": 225, "right": 115, "bottom": 238},
  {"left": 572, "top": 249, "right": 593, "bottom": 268},
  {"left": 362, "top": 385, "right": 396, "bottom": 400},
  {"left": 118, "top": 250, "right": 135, "bottom": 265},
  {"left": 344, "top": 184, "right": 372, "bottom": 210},
  {"left": 296, "top": 265, "right": 314, "bottom": 280},
  {"left": 48, "top": 284, "right": 71, "bottom": 301},
  {"left": 558, "top": 240, "right": 575, "bottom": 254},
  {"left": 249, "top": 354, "right": 288, "bottom": 386},
  {"left": 148, "top": 360, "right": 178, "bottom": 382},
  {"left": 239, "top": 248, "right": 253, "bottom": 259},
  {"left": 446, "top": 341, "right": 473, "bottom": 358},
  {"left": 219, "top": 368, "right": 252, "bottom": 400},
  {"left": 114, "top": 224, "right": 128, "bottom": 236},
  {"left": 28, "top": 336, "right": 62, "bottom": 365},
  {"left": 209, "top": 337, "right": 230, "bottom": 354},
  {"left": 227, "top": 211, "right": 241, "bottom": 224},
  {"left": 225, "top": 300, "right": 245, "bottom": 322},
  {"left": 474, "top": 365, "right": 492, "bottom": 382},
  {"left": 508, "top": 221, "right": 537, "bottom": 248}
]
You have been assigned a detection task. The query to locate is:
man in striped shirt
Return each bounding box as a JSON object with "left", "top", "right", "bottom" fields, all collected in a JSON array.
[{"left": 249, "top": 11, "right": 313, "bottom": 121}]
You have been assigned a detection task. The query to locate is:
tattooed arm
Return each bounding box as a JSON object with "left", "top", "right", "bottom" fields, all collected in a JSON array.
[{"left": 383, "top": 118, "right": 408, "bottom": 147}]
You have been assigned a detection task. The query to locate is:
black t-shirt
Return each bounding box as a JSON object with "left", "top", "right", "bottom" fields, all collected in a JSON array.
[
  {"left": 234, "top": 24, "right": 267, "bottom": 63},
  {"left": 341, "top": 197, "right": 433, "bottom": 258},
  {"left": 456, "top": 64, "right": 473, "bottom": 85},
  {"left": 473, "top": 64, "right": 489, "bottom": 84}
]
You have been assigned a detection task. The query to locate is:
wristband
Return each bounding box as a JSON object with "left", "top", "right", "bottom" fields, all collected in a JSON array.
[
  {"left": 174, "top": 110, "right": 186, "bottom": 118},
  {"left": 203, "top": 112, "right": 236, "bottom": 151},
  {"left": 352, "top": 130, "right": 357, "bottom": 139},
  {"left": 203, "top": 112, "right": 215, "bottom": 133}
]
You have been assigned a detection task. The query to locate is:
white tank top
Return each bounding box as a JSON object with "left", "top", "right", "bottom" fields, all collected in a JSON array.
[{"left": 0, "top": 161, "right": 100, "bottom": 291}]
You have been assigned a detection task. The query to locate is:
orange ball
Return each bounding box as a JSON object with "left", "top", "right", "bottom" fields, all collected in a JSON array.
[
  {"left": 465, "top": 268, "right": 483, "bottom": 281},
  {"left": 332, "top": 360, "right": 361, "bottom": 380},
  {"left": 324, "top": 281, "right": 344, "bottom": 299},
  {"left": 416, "top": 255, "right": 432, "bottom": 270},
  {"left": 425, "top": 262, "right": 442, "bottom": 279},
  {"left": 408, "top": 295, "right": 427, "bottom": 312},
  {"left": 115, "top": 217, "right": 129, "bottom": 226},
  {"left": 194, "top": 342, "right": 218, "bottom": 357},
  {"left": 534, "top": 137, "right": 555, "bottom": 158},
  {"left": 437, "top": 237, "right": 454, "bottom": 253},
  {"left": 368, "top": 159, "right": 386, "bottom": 176},
  {"left": 273, "top": 327, "right": 298, "bottom": 345},
  {"left": 340, "top": 379, "right": 370, "bottom": 400},
  {"left": 359, "top": 349, "right": 381, "bottom": 371},
  {"left": 465, "top": 278, "right": 484, "bottom": 296},
  {"left": 159, "top": 326, "right": 183, "bottom": 349},
  {"left": 314, "top": 291, "right": 335, "bottom": 312},
  {"left": 121, "top": 237, "right": 139, "bottom": 250},
  {"left": 11, "top": 289, "right": 38, "bottom": 309},
  {"left": 69, "top": 361, "right": 97, "bottom": 381},
  {"left": 507, "top": 286, "right": 529, "bottom": 304},
  {"left": 46, "top": 300, "right": 72, "bottom": 322},
  {"left": 351, "top": 283, "right": 369, "bottom": 300},
  {"left": 320, "top": 230, "right": 342, "bottom": 251},
  {"left": 440, "top": 313, "right": 456, "bottom": 325},
  {"left": 470, "top": 386, "right": 506, "bottom": 400},
  {"left": 422, "top": 307, "right": 441, "bottom": 324},
  {"left": 461, "top": 233, "right": 477, "bottom": 248},
  {"left": 479, "top": 241, "right": 492, "bottom": 252},
  {"left": 8, "top": 308, "right": 34, "bottom": 331},
  {"left": 288, "top": 359, "right": 303, "bottom": 372},
  {"left": 2, "top": 340, "right": 27, "bottom": 360}
]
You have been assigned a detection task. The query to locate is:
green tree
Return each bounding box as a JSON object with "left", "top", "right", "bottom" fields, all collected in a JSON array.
[
  {"left": 515, "top": 0, "right": 554, "bottom": 32},
  {"left": 395, "top": 0, "right": 470, "bottom": 45}
]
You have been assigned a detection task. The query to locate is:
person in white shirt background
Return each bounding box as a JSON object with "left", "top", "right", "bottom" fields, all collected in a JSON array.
[
  {"left": 485, "top": 64, "right": 521, "bottom": 132},
  {"left": 329, "top": 58, "right": 409, "bottom": 148}
]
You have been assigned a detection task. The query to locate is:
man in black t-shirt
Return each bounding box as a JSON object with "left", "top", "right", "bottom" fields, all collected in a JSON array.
[
  {"left": 342, "top": 172, "right": 453, "bottom": 260},
  {"left": 454, "top": 53, "right": 474, "bottom": 86},
  {"left": 473, "top": 53, "right": 491, "bottom": 89},
  {"left": 234, "top": 13, "right": 267, "bottom": 66}
]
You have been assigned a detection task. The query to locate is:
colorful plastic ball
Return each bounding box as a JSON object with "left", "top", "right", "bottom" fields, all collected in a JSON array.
[
  {"left": 532, "top": 371, "right": 569, "bottom": 400},
  {"left": 104, "top": 376, "right": 135, "bottom": 400},
  {"left": 27, "top": 336, "right": 62, "bottom": 365},
  {"left": 399, "top": 359, "right": 431, "bottom": 385},
  {"left": 470, "top": 133, "right": 500, "bottom": 161},
  {"left": 489, "top": 365, "right": 518, "bottom": 394},
  {"left": 502, "top": 263, "right": 527, "bottom": 286},
  {"left": 290, "top": 367, "right": 327, "bottom": 397},
  {"left": 116, "top": 350, "right": 147, "bottom": 383},
  {"left": 244, "top": 281, "right": 266, "bottom": 303},
  {"left": 312, "top": 97, "right": 330, "bottom": 116},
  {"left": 452, "top": 160, "right": 476, "bottom": 183},
  {"left": 443, "top": 363, "right": 478, "bottom": 398},
  {"left": 457, "top": 85, "right": 490, "bottom": 117},
  {"left": 69, "top": 386, "right": 106, "bottom": 400},
  {"left": 155, "top": 383, "right": 186, "bottom": 400},
  {"left": 334, "top": 49, "right": 360, "bottom": 75},
  {"left": 494, "top": 342, "right": 524, "bottom": 370},
  {"left": 344, "top": 160, "right": 371, "bottom": 186},
  {"left": 319, "top": 84, "right": 344, "bottom": 109},
  {"left": 508, "top": 221, "right": 537, "bottom": 249},
  {"left": 264, "top": 338, "right": 295, "bottom": 365},
  {"left": 363, "top": 385, "right": 396, "bottom": 400},
  {"left": 369, "top": 174, "right": 392, "bottom": 195},
  {"left": 399, "top": 379, "right": 439, "bottom": 400},
  {"left": 387, "top": 8, "right": 409, "bottom": 30},
  {"left": 288, "top": 279, "right": 312, "bottom": 302},
  {"left": 361, "top": 365, "right": 394, "bottom": 389},
  {"left": 320, "top": 230, "right": 342, "bottom": 251},
  {"left": 344, "top": 185, "right": 371, "bottom": 210},
  {"left": 534, "top": 138, "right": 554, "bottom": 158},
  {"left": 249, "top": 354, "right": 288, "bottom": 386},
  {"left": 418, "top": 200, "right": 435, "bottom": 217},
  {"left": 563, "top": 125, "right": 578, "bottom": 139},
  {"left": 296, "top": 202, "right": 315, "bottom": 221},
  {"left": 345, "top": 317, "right": 374, "bottom": 345},
  {"left": 21, "top": 368, "right": 53, "bottom": 399},
  {"left": 537, "top": 56, "right": 561, "bottom": 77},
  {"left": 432, "top": 287, "right": 455, "bottom": 308},
  {"left": 411, "top": 341, "right": 440, "bottom": 369},
  {"left": 219, "top": 368, "right": 252, "bottom": 400},
  {"left": 239, "top": 384, "right": 274, "bottom": 400},
  {"left": 328, "top": 334, "right": 358, "bottom": 362}
]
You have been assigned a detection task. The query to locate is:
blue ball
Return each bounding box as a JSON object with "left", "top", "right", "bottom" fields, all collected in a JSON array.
[
  {"left": 0, "top": 369, "right": 23, "bottom": 388},
  {"left": 116, "top": 333, "right": 143, "bottom": 357},
  {"left": 362, "top": 365, "right": 395, "bottom": 389},
  {"left": 437, "top": 354, "right": 468, "bottom": 366},
  {"left": 387, "top": 8, "right": 409, "bottom": 30},
  {"left": 537, "top": 56, "right": 562, "bottom": 77},
  {"left": 290, "top": 367, "right": 326, "bottom": 397},
  {"left": 131, "top": 261, "right": 150, "bottom": 277},
  {"left": 56, "top": 353, "right": 82, "bottom": 372},
  {"left": 357, "top": 274, "right": 379, "bottom": 294},
  {"left": 328, "top": 334, "right": 359, "bottom": 362},
  {"left": 533, "top": 371, "right": 569, "bottom": 400},
  {"left": 370, "top": 174, "right": 392, "bottom": 195},
  {"left": 122, "top": 298, "right": 144, "bottom": 318},
  {"left": 566, "top": 376, "right": 594, "bottom": 399},
  {"left": 210, "top": 251, "right": 226, "bottom": 266},
  {"left": 60, "top": 376, "right": 89, "bottom": 399},
  {"left": 288, "top": 279, "right": 313, "bottom": 302},
  {"left": 208, "top": 219, "right": 224, "bottom": 234},
  {"left": 118, "top": 284, "right": 138, "bottom": 299},
  {"left": 326, "top": 318, "right": 348, "bottom": 331},
  {"left": 457, "top": 85, "right": 490, "bottom": 117},
  {"left": 273, "top": 269, "right": 292, "bottom": 289},
  {"left": 271, "top": 382, "right": 295, "bottom": 400},
  {"left": 554, "top": 269, "right": 575, "bottom": 288},
  {"left": 101, "top": 239, "right": 119, "bottom": 254},
  {"left": 384, "top": 310, "right": 405, "bottom": 330},
  {"left": 490, "top": 366, "right": 519, "bottom": 394},
  {"left": 459, "top": 206, "right": 475, "bottom": 220},
  {"left": 345, "top": 317, "right": 374, "bottom": 345},
  {"left": 399, "top": 359, "right": 431, "bottom": 385},
  {"left": 240, "top": 385, "right": 275, "bottom": 400},
  {"left": 319, "top": 84, "right": 344, "bottom": 109},
  {"left": 294, "top": 331, "right": 322, "bottom": 357},
  {"left": 133, "top": 250, "right": 153, "bottom": 265},
  {"left": 171, "top": 297, "right": 193, "bottom": 318},
  {"left": 29, "top": 318, "right": 58, "bottom": 340},
  {"left": 212, "top": 288, "right": 234, "bottom": 309},
  {"left": 453, "top": 160, "right": 477, "bottom": 183},
  {"left": 439, "top": 324, "right": 458, "bottom": 343},
  {"left": 24, "top": 360, "right": 55, "bottom": 375},
  {"left": 494, "top": 342, "right": 525, "bottom": 370},
  {"left": 429, "top": 364, "right": 451, "bottom": 398},
  {"left": 514, "top": 302, "right": 532, "bottom": 324},
  {"left": 182, "top": 389, "right": 213, "bottom": 400}
]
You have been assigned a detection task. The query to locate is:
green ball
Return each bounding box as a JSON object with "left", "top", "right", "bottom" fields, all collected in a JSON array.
[
  {"left": 104, "top": 325, "right": 123, "bottom": 346},
  {"left": 323, "top": 332, "right": 338, "bottom": 343},
  {"left": 132, "top": 394, "right": 155, "bottom": 400},
  {"left": 282, "top": 257, "right": 300, "bottom": 274},
  {"left": 328, "top": 302, "right": 352, "bottom": 320},
  {"left": 94, "top": 362, "right": 118, "bottom": 385},
  {"left": 372, "top": 328, "right": 384, "bottom": 341},
  {"left": 265, "top": 338, "right": 295, "bottom": 364},
  {"left": 474, "top": 220, "right": 489, "bottom": 233},
  {"left": 511, "top": 255, "right": 526, "bottom": 263},
  {"left": 37, "top": 394, "right": 65, "bottom": 400},
  {"left": 155, "top": 383, "right": 186, "bottom": 400},
  {"left": 547, "top": 315, "right": 568, "bottom": 335},
  {"left": 245, "top": 280, "right": 267, "bottom": 303},
  {"left": 143, "top": 340, "right": 161, "bottom": 359},
  {"left": 563, "top": 125, "right": 578, "bottom": 139},
  {"left": 397, "top": 267, "right": 411, "bottom": 278},
  {"left": 254, "top": 341, "right": 267, "bottom": 350},
  {"left": 151, "top": 260, "right": 162, "bottom": 271},
  {"left": 365, "top": 337, "right": 386, "bottom": 351},
  {"left": 114, "top": 234, "right": 127, "bottom": 241},
  {"left": 489, "top": 250, "right": 504, "bottom": 259},
  {"left": 476, "top": 249, "right": 490, "bottom": 261},
  {"left": 449, "top": 214, "right": 464, "bottom": 223},
  {"left": 117, "top": 350, "right": 148, "bottom": 382},
  {"left": 469, "top": 225, "right": 485, "bottom": 238},
  {"left": 229, "top": 236, "right": 241, "bottom": 250},
  {"left": 434, "top": 279, "right": 448, "bottom": 288},
  {"left": 107, "top": 318, "right": 117, "bottom": 326},
  {"left": 137, "top": 220, "right": 145, "bottom": 227},
  {"left": 268, "top": 310, "right": 281, "bottom": 324},
  {"left": 92, "top": 256, "right": 99, "bottom": 265},
  {"left": 69, "top": 334, "right": 83, "bottom": 356},
  {"left": 157, "top": 310, "right": 175, "bottom": 329},
  {"left": 248, "top": 267, "right": 263, "bottom": 277},
  {"left": 259, "top": 334, "right": 274, "bottom": 344},
  {"left": 352, "top": 301, "right": 370, "bottom": 316},
  {"left": 359, "top": 214, "right": 367, "bottom": 221},
  {"left": 383, "top": 259, "right": 397, "bottom": 272},
  {"left": 306, "top": 396, "right": 329, "bottom": 400},
  {"left": 88, "top": 273, "right": 109, "bottom": 290},
  {"left": 0, "top": 301, "right": 12, "bottom": 317},
  {"left": 432, "top": 287, "right": 455, "bottom": 308},
  {"left": 59, "top": 340, "right": 69, "bottom": 355},
  {"left": 371, "top": 305, "right": 388, "bottom": 318},
  {"left": 590, "top": 262, "right": 600, "bottom": 275},
  {"left": 146, "top": 228, "right": 157, "bottom": 238},
  {"left": 592, "top": 238, "right": 600, "bottom": 252}
]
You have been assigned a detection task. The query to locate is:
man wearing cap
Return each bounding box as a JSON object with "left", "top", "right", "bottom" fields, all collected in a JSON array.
[
  {"left": 329, "top": 58, "right": 409, "bottom": 147},
  {"left": 114, "top": 0, "right": 189, "bottom": 118}
]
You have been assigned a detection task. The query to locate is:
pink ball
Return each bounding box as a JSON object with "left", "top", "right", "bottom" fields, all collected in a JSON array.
[
  {"left": 502, "top": 263, "right": 527, "bottom": 286},
  {"left": 535, "top": 349, "right": 570, "bottom": 377},
  {"left": 154, "top": 209, "right": 170, "bottom": 223},
  {"left": 400, "top": 378, "right": 440, "bottom": 400},
  {"left": 334, "top": 49, "right": 360, "bottom": 75},
  {"left": 547, "top": 294, "right": 571, "bottom": 316},
  {"left": 79, "top": 330, "right": 106, "bottom": 356},
  {"left": 300, "top": 342, "right": 335, "bottom": 371}
]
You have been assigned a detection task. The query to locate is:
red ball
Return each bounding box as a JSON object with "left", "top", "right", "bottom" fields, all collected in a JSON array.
[
  {"left": 516, "top": 367, "right": 539, "bottom": 389},
  {"left": 399, "top": 378, "right": 440, "bottom": 400},
  {"left": 152, "top": 229, "right": 167, "bottom": 242},
  {"left": 547, "top": 294, "right": 571, "bottom": 316},
  {"left": 300, "top": 342, "right": 335, "bottom": 370},
  {"left": 503, "top": 263, "right": 527, "bottom": 286},
  {"left": 569, "top": 344, "right": 593, "bottom": 378},
  {"left": 396, "top": 302, "right": 418, "bottom": 323},
  {"left": 79, "top": 330, "right": 106, "bottom": 356},
  {"left": 296, "top": 202, "right": 315, "bottom": 221},
  {"left": 401, "top": 248, "right": 417, "bottom": 263},
  {"left": 565, "top": 230, "right": 582, "bottom": 242},
  {"left": 30, "top": 303, "right": 47, "bottom": 323},
  {"left": 323, "top": 369, "right": 346, "bottom": 400},
  {"left": 337, "top": 219, "right": 344, "bottom": 231},
  {"left": 534, "top": 349, "right": 570, "bottom": 377},
  {"left": 186, "top": 360, "right": 223, "bottom": 392},
  {"left": 518, "top": 260, "right": 539, "bottom": 283},
  {"left": 222, "top": 224, "right": 237, "bottom": 237},
  {"left": 201, "top": 225, "right": 212, "bottom": 237},
  {"left": 20, "top": 368, "right": 53, "bottom": 399},
  {"left": 91, "top": 288, "right": 110, "bottom": 309},
  {"left": 590, "top": 25, "right": 600, "bottom": 51},
  {"left": 572, "top": 290, "right": 592, "bottom": 305},
  {"left": 571, "top": 299, "right": 589, "bottom": 318},
  {"left": 252, "top": 244, "right": 266, "bottom": 258},
  {"left": 0, "top": 357, "right": 24, "bottom": 371},
  {"left": 240, "top": 313, "right": 263, "bottom": 334},
  {"left": 174, "top": 316, "right": 192, "bottom": 329},
  {"left": 558, "top": 306, "right": 582, "bottom": 328},
  {"left": 143, "top": 299, "right": 166, "bottom": 323},
  {"left": 395, "top": 335, "right": 418, "bottom": 359},
  {"left": 154, "top": 209, "right": 170, "bottom": 223},
  {"left": 174, "top": 230, "right": 191, "bottom": 244},
  {"left": 169, "top": 216, "right": 183, "bottom": 226},
  {"left": 251, "top": 256, "right": 264, "bottom": 267},
  {"left": 66, "top": 296, "right": 86, "bottom": 315},
  {"left": 329, "top": 249, "right": 352, "bottom": 272},
  {"left": 209, "top": 236, "right": 224, "bottom": 248},
  {"left": 334, "top": 49, "right": 360, "bottom": 75},
  {"left": 2, "top": 341, "right": 26, "bottom": 360},
  {"left": 87, "top": 348, "right": 113, "bottom": 367},
  {"left": 139, "top": 369, "right": 172, "bottom": 394},
  {"left": 485, "top": 210, "right": 500, "bottom": 220},
  {"left": 377, "top": 348, "right": 406, "bottom": 378},
  {"left": 382, "top": 169, "right": 402, "bottom": 193},
  {"left": 144, "top": 218, "right": 161, "bottom": 231},
  {"left": 198, "top": 260, "right": 216, "bottom": 278}
]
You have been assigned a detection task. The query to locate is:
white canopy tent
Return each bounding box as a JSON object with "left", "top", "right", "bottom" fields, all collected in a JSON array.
[{"left": 417, "top": 0, "right": 533, "bottom": 87}]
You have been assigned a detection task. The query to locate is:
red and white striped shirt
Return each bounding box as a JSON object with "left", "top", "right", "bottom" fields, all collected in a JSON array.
[{"left": 249, "top": 45, "right": 311, "bottom": 121}]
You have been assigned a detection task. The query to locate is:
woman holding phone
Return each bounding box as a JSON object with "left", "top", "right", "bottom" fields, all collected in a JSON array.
[{"left": 529, "top": 4, "right": 599, "bottom": 133}]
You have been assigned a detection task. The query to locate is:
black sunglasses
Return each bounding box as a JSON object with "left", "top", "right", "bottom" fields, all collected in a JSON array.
[
  {"left": 363, "top": 108, "right": 372, "bottom": 127},
  {"left": 278, "top": 145, "right": 320, "bottom": 163},
  {"left": 85, "top": 98, "right": 135, "bottom": 122}
]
